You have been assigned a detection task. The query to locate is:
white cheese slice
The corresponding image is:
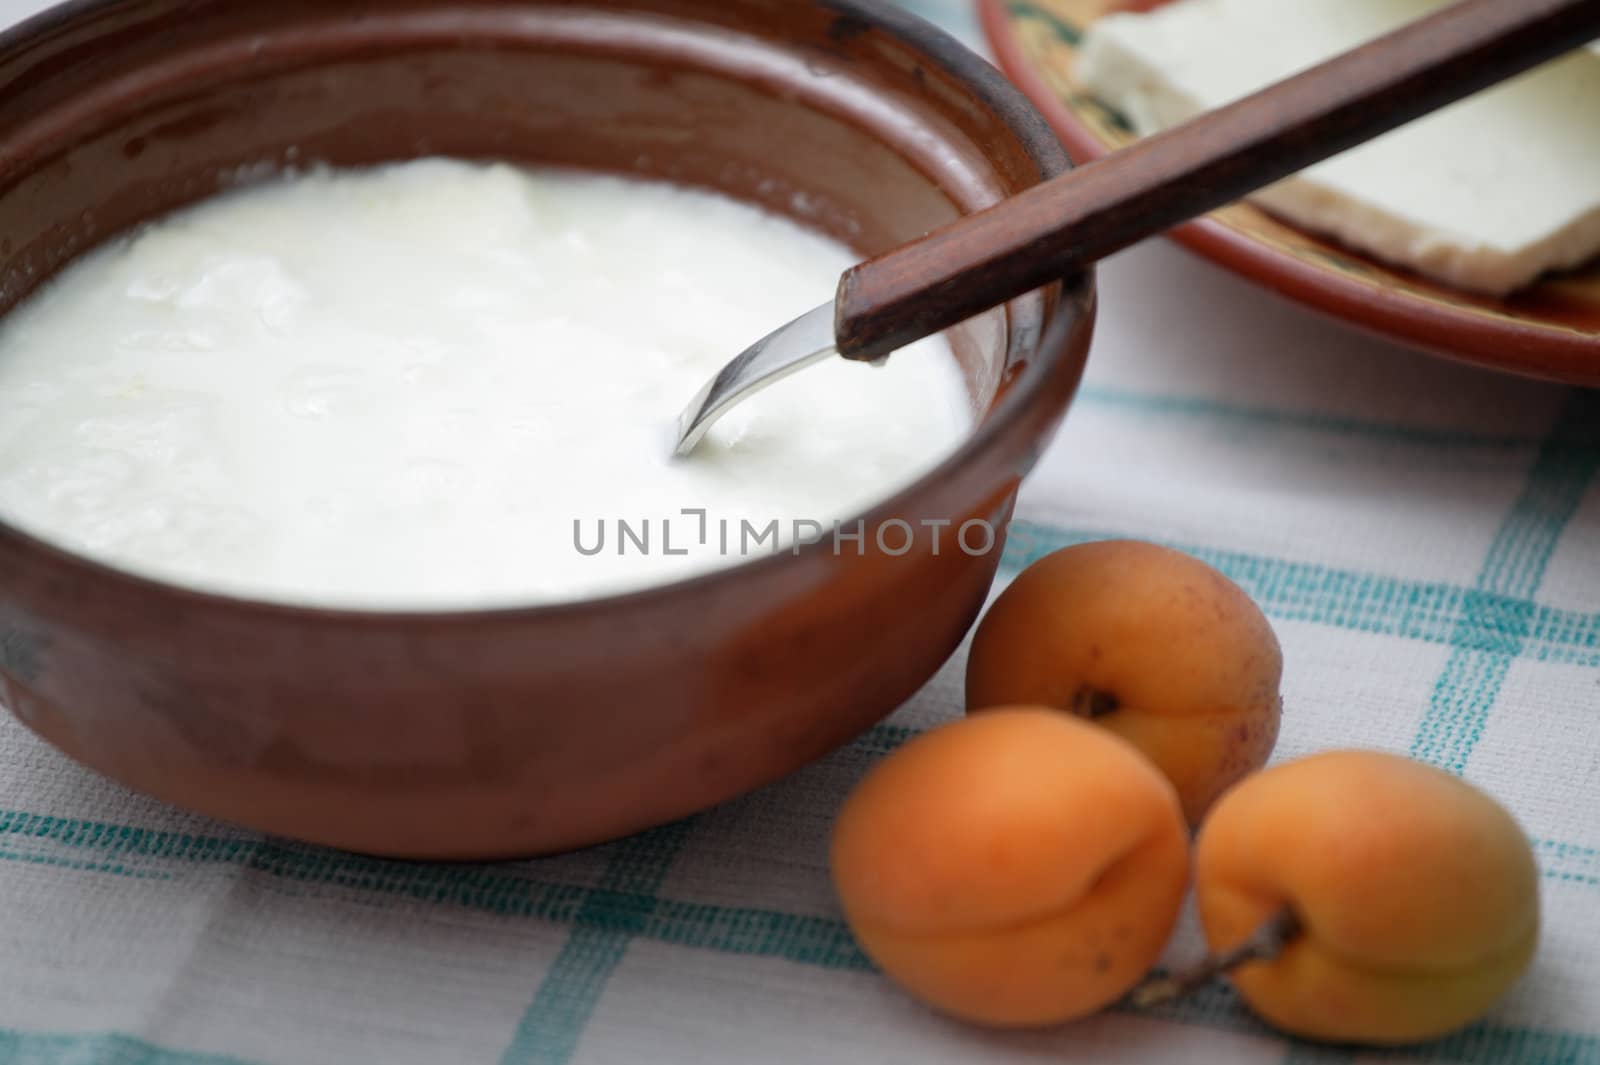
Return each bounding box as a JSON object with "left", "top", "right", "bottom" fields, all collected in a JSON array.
[{"left": 1079, "top": 0, "right": 1600, "bottom": 295}]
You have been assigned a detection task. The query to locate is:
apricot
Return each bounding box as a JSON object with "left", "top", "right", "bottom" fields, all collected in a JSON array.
[
  {"left": 966, "top": 540, "right": 1281, "bottom": 825},
  {"left": 1194, "top": 751, "right": 1540, "bottom": 1044},
  {"left": 830, "top": 709, "right": 1190, "bottom": 1026}
]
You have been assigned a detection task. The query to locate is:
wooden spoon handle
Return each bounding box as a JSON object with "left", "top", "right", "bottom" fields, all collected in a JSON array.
[{"left": 834, "top": 0, "right": 1600, "bottom": 361}]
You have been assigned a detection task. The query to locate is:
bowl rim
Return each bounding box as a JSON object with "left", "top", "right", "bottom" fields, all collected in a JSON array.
[
  {"left": 0, "top": 0, "right": 1090, "bottom": 626},
  {"left": 977, "top": 0, "right": 1600, "bottom": 387}
]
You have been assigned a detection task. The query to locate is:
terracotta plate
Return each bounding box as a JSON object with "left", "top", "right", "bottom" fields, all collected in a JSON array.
[{"left": 978, "top": 0, "right": 1600, "bottom": 384}]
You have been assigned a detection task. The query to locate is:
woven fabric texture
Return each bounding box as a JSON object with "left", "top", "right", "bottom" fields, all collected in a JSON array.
[{"left": 0, "top": 1, "right": 1596, "bottom": 1062}]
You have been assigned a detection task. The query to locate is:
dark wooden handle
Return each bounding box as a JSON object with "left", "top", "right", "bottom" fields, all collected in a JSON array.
[{"left": 834, "top": 0, "right": 1600, "bottom": 361}]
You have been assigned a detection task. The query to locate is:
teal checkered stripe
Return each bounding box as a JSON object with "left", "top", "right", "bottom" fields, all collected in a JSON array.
[
  {"left": 1076, "top": 385, "right": 1550, "bottom": 452},
  {"left": 1538, "top": 839, "right": 1600, "bottom": 890},
  {"left": 0, "top": 1031, "right": 255, "bottom": 1065},
  {"left": 5, "top": 1015, "right": 1594, "bottom": 1065},
  {"left": 1002, "top": 525, "right": 1600, "bottom": 668},
  {"left": 2, "top": 778, "right": 1599, "bottom": 904},
  {"left": 1410, "top": 396, "right": 1598, "bottom": 782}
]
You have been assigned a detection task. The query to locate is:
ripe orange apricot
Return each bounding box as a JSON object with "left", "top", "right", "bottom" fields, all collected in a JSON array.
[
  {"left": 830, "top": 709, "right": 1190, "bottom": 1027},
  {"left": 1195, "top": 751, "right": 1540, "bottom": 1044},
  {"left": 967, "top": 540, "right": 1281, "bottom": 825}
]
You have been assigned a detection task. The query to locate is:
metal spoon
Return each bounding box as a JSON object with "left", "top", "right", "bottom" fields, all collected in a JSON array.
[{"left": 675, "top": 0, "right": 1600, "bottom": 456}]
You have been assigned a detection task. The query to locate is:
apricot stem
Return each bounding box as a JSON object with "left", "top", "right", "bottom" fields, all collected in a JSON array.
[{"left": 1130, "top": 907, "right": 1301, "bottom": 1008}]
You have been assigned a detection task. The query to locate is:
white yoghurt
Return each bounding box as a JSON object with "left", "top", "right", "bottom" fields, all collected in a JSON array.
[{"left": 0, "top": 160, "right": 971, "bottom": 609}]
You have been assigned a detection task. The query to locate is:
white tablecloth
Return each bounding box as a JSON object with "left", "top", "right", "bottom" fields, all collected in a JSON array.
[{"left": 1, "top": 2, "right": 1596, "bottom": 1063}]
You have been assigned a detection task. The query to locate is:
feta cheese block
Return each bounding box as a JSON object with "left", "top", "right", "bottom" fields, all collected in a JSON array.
[{"left": 1079, "top": 0, "right": 1600, "bottom": 295}]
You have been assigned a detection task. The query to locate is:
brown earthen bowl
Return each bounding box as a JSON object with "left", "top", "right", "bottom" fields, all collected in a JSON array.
[{"left": 0, "top": 0, "right": 1094, "bottom": 858}]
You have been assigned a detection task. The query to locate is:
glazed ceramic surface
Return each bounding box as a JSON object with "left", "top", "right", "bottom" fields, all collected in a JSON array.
[
  {"left": 981, "top": 0, "right": 1600, "bottom": 384},
  {"left": 0, "top": 0, "right": 1093, "bottom": 857}
]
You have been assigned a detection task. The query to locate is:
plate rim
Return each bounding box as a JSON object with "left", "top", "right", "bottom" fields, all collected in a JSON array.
[{"left": 976, "top": 0, "right": 1600, "bottom": 386}]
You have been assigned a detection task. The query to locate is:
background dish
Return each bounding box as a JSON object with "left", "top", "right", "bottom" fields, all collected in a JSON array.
[{"left": 979, "top": 0, "right": 1600, "bottom": 385}]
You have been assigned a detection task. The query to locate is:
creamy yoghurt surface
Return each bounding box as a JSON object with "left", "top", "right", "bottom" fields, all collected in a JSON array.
[{"left": 0, "top": 160, "right": 972, "bottom": 609}]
